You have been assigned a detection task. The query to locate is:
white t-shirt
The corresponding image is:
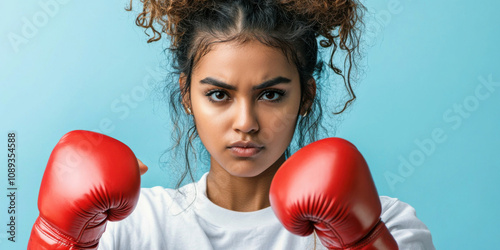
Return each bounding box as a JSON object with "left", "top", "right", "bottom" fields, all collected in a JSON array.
[{"left": 98, "top": 173, "right": 435, "bottom": 249}]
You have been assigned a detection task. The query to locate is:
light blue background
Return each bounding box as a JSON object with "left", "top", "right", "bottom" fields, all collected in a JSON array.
[{"left": 1, "top": 0, "right": 499, "bottom": 249}]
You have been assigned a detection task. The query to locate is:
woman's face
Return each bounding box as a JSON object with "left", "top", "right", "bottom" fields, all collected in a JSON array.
[{"left": 186, "top": 40, "right": 304, "bottom": 178}]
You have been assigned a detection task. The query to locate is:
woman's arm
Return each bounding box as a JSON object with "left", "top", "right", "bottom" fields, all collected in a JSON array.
[{"left": 380, "top": 196, "right": 435, "bottom": 249}]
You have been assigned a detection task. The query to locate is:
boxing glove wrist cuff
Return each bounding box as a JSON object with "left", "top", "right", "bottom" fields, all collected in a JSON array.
[
  {"left": 344, "top": 220, "right": 398, "bottom": 250},
  {"left": 29, "top": 217, "right": 100, "bottom": 249}
]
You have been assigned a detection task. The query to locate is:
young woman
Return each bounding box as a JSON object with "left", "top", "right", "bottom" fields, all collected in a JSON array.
[{"left": 28, "top": 0, "right": 435, "bottom": 249}]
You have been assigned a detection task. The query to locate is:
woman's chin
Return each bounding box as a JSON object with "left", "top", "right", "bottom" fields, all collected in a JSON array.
[{"left": 226, "top": 167, "right": 266, "bottom": 178}]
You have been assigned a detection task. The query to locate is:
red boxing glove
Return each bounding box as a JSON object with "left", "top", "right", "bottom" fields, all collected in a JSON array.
[
  {"left": 269, "top": 138, "right": 398, "bottom": 249},
  {"left": 28, "top": 130, "right": 141, "bottom": 250}
]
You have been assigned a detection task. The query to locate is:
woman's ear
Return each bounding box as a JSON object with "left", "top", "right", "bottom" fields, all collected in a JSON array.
[
  {"left": 300, "top": 78, "right": 317, "bottom": 116},
  {"left": 179, "top": 73, "right": 192, "bottom": 115}
]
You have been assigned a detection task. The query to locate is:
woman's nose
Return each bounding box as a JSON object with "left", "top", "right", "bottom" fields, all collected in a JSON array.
[{"left": 232, "top": 101, "right": 259, "bottom": 134}]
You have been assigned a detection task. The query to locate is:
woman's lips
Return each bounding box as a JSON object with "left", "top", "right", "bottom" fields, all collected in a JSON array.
[{"left": 229, "top": 146, "right": 263, "bottom": 157}]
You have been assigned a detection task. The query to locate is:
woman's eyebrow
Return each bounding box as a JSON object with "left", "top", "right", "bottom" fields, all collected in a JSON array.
[{"left": 199, "top": 76, "right": 291, "bottom": 90}]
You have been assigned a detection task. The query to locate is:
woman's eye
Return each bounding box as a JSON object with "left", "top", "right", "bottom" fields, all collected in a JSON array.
[
  {"left": 206, "top": 89, "right": 285, "bottom": 103},
  {"left": 260, "top": 90, "right": 285, "bottom": 102},
  {"left": 207, "top": 91, "right": 228, "bottom": 102}
]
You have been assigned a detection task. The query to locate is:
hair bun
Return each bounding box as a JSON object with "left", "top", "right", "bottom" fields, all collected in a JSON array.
[
  {"left": 129, "top": 0, "right": 212, "bottom": 44},
  {"left": 277, "top": 0, "right": 365, "bottom": 48}
]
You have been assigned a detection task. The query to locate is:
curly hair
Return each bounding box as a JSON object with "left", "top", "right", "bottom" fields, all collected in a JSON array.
[{"left": 127, "top": 0, "right": 365, "bottom": 188}]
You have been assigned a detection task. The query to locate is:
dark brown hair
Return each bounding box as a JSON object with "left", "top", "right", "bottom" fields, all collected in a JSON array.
[{"left": 127, "top": 0, "right": 366, "bottom": 188}]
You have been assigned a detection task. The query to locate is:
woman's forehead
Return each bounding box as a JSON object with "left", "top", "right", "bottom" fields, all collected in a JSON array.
[{"left": 192, "top": 40, "right": 298, "bottom": 78}]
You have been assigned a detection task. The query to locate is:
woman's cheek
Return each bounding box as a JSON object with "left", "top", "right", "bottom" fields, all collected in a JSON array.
[{"left": 261, "top": 109, "right": 297, "bottom": 143}]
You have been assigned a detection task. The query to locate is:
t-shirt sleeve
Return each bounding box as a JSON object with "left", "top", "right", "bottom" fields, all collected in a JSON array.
[
  {"left": 380, "top": 196, "right": 435, "bottom": 250},
  {"left": 97, "top": 222, "right": 116, "bottom": 250},
  {"left": 96, "top": 186, "right": 182, "bottom": 250},
  {"left": 96, "top": 197, "right": 146, "bottom": 250}
]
